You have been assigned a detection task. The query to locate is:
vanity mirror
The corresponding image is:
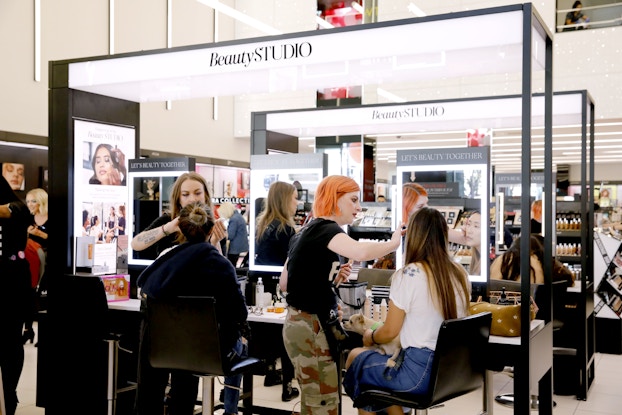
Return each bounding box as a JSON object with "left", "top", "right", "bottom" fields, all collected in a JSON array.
[{"left": 395, "top": 147, "right": 490, "bottom": 283}]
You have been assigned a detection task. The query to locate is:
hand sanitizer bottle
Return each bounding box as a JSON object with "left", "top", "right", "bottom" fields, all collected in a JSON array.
[{"left": 256, "top": 277, "right": 264, "bottom": 307}]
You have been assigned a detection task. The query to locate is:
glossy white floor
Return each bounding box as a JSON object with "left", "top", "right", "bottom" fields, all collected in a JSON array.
[{"left": 14, "top": 323, "right": 622, "bottom": 415}]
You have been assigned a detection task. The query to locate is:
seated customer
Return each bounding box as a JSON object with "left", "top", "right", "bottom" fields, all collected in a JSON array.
[
  {"left": 343, "top": 208, "right": 471, "bottom": 415},
  {"left": 490, "top": 234, "right": 574, "bottom": 287},
  {"left": 136, "top": 202, "right": 249, "bottom": 415}
]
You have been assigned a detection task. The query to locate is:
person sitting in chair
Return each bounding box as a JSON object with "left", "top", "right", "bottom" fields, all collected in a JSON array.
[
  {"left": 344, "top": 208, "right": 471, "bottom": 415},
  {"left": 136, "top": 202, "right": 249, "bottom": 415}
]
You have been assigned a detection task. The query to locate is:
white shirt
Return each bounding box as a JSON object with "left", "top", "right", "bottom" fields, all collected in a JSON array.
[{"left": 390, "top": 262, "right": 469, "bottom": 351}]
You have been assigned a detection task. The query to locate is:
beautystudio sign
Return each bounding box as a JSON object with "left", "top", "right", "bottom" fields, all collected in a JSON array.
[{"left": 67, "top": 8, "right": 528, "bottom": 102}]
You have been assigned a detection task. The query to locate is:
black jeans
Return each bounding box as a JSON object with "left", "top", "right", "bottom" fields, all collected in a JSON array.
[{"left": 0, "top": 259, "right": 30, "bottom": 415}]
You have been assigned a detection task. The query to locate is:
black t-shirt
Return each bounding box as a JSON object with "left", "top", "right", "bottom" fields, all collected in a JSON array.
[
  {"left": 29, "top": 219, "right": 49, "bottom": 250},
  {"left": 285, "top": 218, "right": 344, "bottom": 314},
  {"left": 255, "top": 220, "right": 296, "bottom": 266},
  {"left": 118, "top": 216, "right": 126, "bottom": 235},
  {"left": 144, "top": 213, "right": 177, "bottom": 256},
  {"left": 0, "top": 201, "right": 31, "bottom": 260},
  {"left": 530, "top": 218, "right": 542, "bottom": 235}
]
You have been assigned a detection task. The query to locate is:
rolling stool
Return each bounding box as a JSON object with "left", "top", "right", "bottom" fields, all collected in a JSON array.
[{"left": 104, "top": 333, "right": 137, "bottom": 415}]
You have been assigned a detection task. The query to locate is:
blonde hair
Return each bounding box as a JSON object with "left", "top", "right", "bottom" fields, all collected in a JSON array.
[
  {"left": 256, "top": 181, "right": 297, "bottom": 241},
  {"left": 217, "top": 202, "right": 236, "bottom": 219},
  {"left": 312, "top": 175, "right": 359, "bottom": 218},
  {"left": 26, "top": 188, "right": 49, "bottom": 216}
]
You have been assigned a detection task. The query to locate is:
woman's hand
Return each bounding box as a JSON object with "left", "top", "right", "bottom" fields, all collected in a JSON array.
[
  {"left": 362, "top": 328, "right": 375, "bottom": 347},
  {"left": 335, "top": 261, "right": 353, "bottom": 286},
  {"left": 165, "top": 216, "right": 180, "bottom": 235},
  {"left": 210, "top": 218, "right": 227, "bottom": 245},
  {"left": 111, "top": 148, "right": 127, "bottom": 177},
  {"left": 105, "top": 167, "right": 123, "bottom": 186},
  {"left": 390, "top": 222, "right": 406, "bottom": 247}
]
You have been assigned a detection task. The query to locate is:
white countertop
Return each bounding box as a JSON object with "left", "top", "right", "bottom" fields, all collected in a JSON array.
[
  {"left": 488, "top": 319, "right": 545, "bottom": 345},
  {"left": 247, "top": 310, "right": 287, "bottom": 324},
  {"left": 107, "top": 298, "right": 141, "bottom": 312}
]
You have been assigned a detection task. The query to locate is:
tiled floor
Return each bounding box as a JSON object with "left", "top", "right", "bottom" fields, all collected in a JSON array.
[{"left": 14, "top": 324, "right": 622, "bottom": 414}]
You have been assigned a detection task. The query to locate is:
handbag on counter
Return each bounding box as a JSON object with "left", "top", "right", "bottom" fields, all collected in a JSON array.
[{"left": 469, "top": 287, "right": 537, "bottom": 337}]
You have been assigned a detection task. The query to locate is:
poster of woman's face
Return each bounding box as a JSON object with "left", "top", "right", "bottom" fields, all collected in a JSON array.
[
  {"left": 86, "top": 143, "right": 128, "bottom": 186},
  {"left": 73, "top": 120, "right": 135, "bottom": 273},
  {"left": 2, "top": 162, "right": 25, "bottom": 191}
]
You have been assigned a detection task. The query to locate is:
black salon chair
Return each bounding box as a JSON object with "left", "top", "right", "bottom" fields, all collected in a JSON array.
[
  {"left": 353, "top": 312, "right": 492, "bottom": 415},
  {"left": 146, "top": 296, "right": 262, "bottom": 415}
]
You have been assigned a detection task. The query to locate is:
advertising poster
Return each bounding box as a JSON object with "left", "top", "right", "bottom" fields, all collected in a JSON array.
[{"left": 73, "top": 119, "right": 135, "bottom": 273}]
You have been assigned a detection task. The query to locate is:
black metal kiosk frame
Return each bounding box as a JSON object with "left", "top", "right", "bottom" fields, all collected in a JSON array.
[{"left": 45, "top": 4, "right": 555, "bottom": 415}]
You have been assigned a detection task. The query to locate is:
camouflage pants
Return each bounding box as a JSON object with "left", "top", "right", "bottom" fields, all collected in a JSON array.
[{"left": 283, "top": 307, "right": 340, "bottom": 415}]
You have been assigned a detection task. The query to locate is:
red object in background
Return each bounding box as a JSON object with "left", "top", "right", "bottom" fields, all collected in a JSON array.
[
  {"left": 467, "top": 129, "right": 486, "bottom": 147},
  {"left": 321, "top": 1, "right": 362, "bottom": 27}
]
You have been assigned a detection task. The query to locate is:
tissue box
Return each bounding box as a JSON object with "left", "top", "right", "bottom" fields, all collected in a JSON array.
[{"left": 102, "top": 274, "right": 130, "bottom": 302}]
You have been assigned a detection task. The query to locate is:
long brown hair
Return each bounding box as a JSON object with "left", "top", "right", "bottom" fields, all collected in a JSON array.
[
  {"left": 499, "top": 235, "right": 544, "bottom": 283},
  {"left": 403, "top": 207, "right": 470, "bottom": 320},
  {"left": 256, "top": 181, "right": 297, "bottom": 241}
]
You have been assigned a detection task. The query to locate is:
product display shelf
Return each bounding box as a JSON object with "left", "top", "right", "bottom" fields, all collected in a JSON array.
[
  {"left": 593, "top": 231, "right": 622, "bottom": 354},
  {"left": 554, "top": 197, "right": 596, "bottom": 400}
]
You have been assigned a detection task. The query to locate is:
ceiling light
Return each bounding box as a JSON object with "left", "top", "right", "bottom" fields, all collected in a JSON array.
[
  {"left": 376, "top": 88, "right": 407, "bottom": 103},
  {"left": 0, "top": 141, "right": 47, "bottom": 150},
  {"left": 197, "top": 0, "right": 281, "bottom": 35},
  {"left": 351, "top": 2, "right": 364, "bottom": 14},
  {"left": 315, "top": 16, "right": 334, "bottom": 29},
  {"left": 407, "top": 2, "right": 427, "bottom": 17}
]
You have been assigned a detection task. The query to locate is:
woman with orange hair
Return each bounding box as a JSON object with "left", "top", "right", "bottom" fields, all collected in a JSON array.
[
  {"left": 531, "top": 199, "right": 543, "bottom": 235},
  {"left": 402, "top": 182, "right": 429, "bottom": 223},
  {"left": 279, "top": 175, "right": 404, "bottom": 415}
]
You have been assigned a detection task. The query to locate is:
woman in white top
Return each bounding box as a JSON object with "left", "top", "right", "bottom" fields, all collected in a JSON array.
[{"left": 344, "top": 207, "right": 471, "bottom": 415}]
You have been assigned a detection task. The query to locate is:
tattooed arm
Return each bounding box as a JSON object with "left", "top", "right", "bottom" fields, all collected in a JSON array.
[{"left": 130, "top": 215, "right": 178, "bottom": 251}]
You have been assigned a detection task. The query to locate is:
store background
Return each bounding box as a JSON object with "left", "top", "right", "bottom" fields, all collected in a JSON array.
[{"left": 1, "top": 0, "right": 621, "bottom": 187}]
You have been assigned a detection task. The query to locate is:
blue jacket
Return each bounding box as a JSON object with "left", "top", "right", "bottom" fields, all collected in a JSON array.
[{"left": 227, "top": 211, "right": 249, "bottom": 255}]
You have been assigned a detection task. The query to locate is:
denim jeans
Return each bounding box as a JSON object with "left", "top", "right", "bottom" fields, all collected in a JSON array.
[{"left": 223, "top": 337, "right": 248, "bottom": 414}]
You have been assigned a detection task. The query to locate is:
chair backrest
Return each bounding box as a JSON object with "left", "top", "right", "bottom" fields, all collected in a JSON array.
[
  {"left": 147, "top": 296, "right": 225, "bottom": 376},
  {"left": 356, "top": 268, "right": 394, "bottom": 289},
  {"left": 426, "top": 312, "right": 492, "bottom": 407},
  {"left": 533, "top": 280, "right": 568, "bottom": 322}
]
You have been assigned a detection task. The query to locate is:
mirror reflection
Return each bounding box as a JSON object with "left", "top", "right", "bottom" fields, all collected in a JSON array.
[{"left": 395, "top": 155, "right": 489, "bottom": 284}]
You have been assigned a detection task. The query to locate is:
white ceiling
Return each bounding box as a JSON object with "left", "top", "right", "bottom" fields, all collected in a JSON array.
[{"left": 66, "top": 1, "right": 622, "bottom": 175}]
